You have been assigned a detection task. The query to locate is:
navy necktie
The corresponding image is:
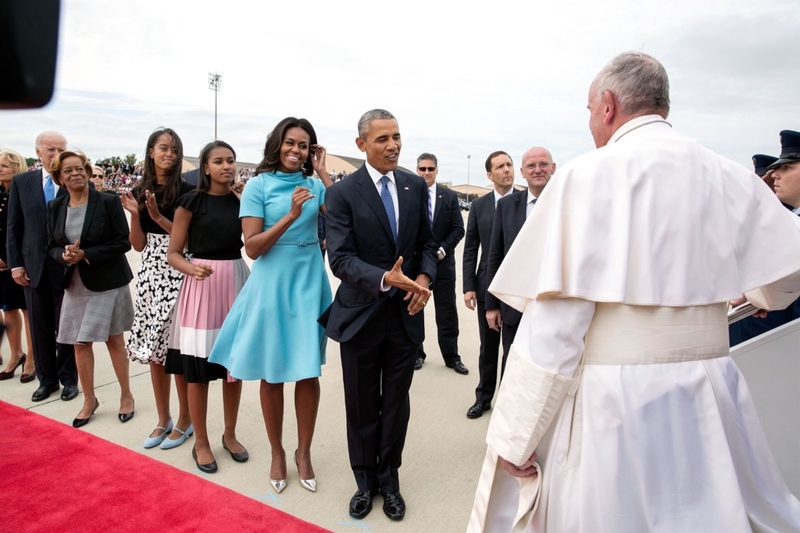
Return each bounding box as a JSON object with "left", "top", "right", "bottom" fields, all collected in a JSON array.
[
  {"left": 380, "top": 176, "right": 397, "bottom": 242},
  {"left": 428, "top": 189, "right": 433, "bottom": 227}
]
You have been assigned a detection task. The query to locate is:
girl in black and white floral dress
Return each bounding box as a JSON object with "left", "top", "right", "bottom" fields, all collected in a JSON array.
[{"left": 122, "top": 127, "right": 195, "bottom": 450}]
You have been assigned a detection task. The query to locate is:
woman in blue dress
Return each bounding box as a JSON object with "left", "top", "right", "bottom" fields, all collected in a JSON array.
[{"left": 209, "top": 117, "right": 332, "bottom": 493}]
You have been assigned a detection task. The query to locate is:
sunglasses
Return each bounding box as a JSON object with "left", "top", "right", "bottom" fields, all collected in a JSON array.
[
  {"left": 417, "top": 166, "right": 436, "bottom": 172},
  {"left": 92, "top": 174, "right": 104, "bottom": 178}
]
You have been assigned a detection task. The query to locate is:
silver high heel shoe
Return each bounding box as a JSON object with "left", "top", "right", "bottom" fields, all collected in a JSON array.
[
  {"left": 269, "top": 478, "right": 287, "bottom": 493},
  {"left": 295, "top": 450, "right": 317, "bottom": 493}
]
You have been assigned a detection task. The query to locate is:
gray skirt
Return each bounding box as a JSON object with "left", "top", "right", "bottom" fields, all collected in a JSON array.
[{"left": 57, "top": 270, "right": 134, "bottom": 345}]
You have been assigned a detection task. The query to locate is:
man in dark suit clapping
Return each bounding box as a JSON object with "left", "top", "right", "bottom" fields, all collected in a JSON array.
[
  {"left": 323, "top": 109, "right": 438, "bottom": 521},
  {"left": 7, "top": 131, "right": 78, "bottom": 402},
  {"left": 413, "top": 152, "right": 467, "bottom": 374}
]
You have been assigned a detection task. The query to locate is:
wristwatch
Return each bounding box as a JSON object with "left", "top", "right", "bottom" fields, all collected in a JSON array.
[{"left": 436, "top": 248, "right": 446, "bottom": 261}]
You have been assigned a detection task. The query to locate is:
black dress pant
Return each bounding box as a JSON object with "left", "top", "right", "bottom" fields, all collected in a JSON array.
[
  {"left": 500, "top": 322, "right": 518, "bottom": 375},
  {"left": 24, "top": 274, "right": 76, "bottom": 388},
  {"left": 340, "top": 294, "right": 418, "bottom": 493},
  {"left": 417, "top": 267, "right": 460, "bottom": 364},
  {"left": 474, "top": 298, "right": 503, "bottom": 404}
]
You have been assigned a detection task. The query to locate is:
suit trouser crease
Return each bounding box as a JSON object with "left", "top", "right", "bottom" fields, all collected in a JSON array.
[
  {"left": 24, "top": 275, "right": 77, "bottom": 387},
  {"left": 475, "top": 298, "right": 503, "bottom": 404},
  {"left": 341, "top": 295, "right": 417, "bottom": 493},
  {"left": 419, "top": 269, "right": 460, "bottom": 363}
]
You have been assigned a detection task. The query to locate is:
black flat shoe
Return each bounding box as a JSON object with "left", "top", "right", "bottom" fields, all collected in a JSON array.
[
  {"left": 349, "top": 489, "right": 374, "bottom": 519},
  {"left": 222, "top": 435, "right": 249, "bottom": 463},
  {"left": 192, "top": 446, "right": 218, "bottom": 474},
  {"left": 118, "top": 410, "right": 135, "bottom": 423},
  {"left": 382, "top": 491, "right": 406, "bottom": 521},
  {"left": 73, "top": 398, "right": 99, "bottom": 428}
]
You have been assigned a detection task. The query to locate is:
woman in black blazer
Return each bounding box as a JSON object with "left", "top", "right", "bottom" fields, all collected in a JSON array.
[{"left": 47, "top": 151, "right": 136, "bottom": 428}]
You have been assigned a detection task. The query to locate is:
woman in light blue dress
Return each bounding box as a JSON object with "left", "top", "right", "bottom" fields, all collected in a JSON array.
[{"left": 209, "top": 117, "right": 332, "bottom": 493}]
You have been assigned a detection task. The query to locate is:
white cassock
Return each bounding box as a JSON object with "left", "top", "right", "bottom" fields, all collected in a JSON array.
[{"left": 467, "top": 115, "right": 800, "bottom": 533}]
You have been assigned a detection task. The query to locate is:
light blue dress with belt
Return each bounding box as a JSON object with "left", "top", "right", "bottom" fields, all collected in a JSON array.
[{"left": 208, "top": 171, "right": 331, "bottom": 383}]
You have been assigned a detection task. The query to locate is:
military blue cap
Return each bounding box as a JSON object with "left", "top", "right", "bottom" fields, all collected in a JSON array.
[
  {"left": 768, "top": 130, "right": 800, "bottom": 169},
  {"left": 752, "top": 154, "right": 778, "bottom": 177}
]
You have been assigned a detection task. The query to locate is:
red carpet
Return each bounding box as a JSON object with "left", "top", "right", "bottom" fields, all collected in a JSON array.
[{"left": 0, "top": 401, "right": 329, "bottom": 532}]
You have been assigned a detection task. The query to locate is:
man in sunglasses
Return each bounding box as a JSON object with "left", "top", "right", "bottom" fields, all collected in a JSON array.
[{"left": 414, "top": 153, "right": 467, "bottom": 374}]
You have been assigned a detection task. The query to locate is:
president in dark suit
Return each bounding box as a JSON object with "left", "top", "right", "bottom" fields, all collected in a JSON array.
[
  {"left": 414, "top": 152, "right": 467, "bottom": 374},
  {"left": 7, "top": 131, "right": 78, "bottom": 402},
  {"left": 486, "top": 147, "right": 555, "bottom": 357},
  {"left": 463, "top": 151, "right": 515, "bottom": 419},
  {"left": 323, "top": 109, "right": 438, "bottom": 521}
]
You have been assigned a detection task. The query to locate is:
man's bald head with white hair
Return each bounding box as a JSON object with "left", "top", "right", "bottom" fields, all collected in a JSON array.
[
  {"left": 587, "top": 52, "right": 670, "bottom": 148},
  {"left": 34, "top": 131, "right": 67, "bottom": 173},
  {"left": 520, "top": 147, "right": 555, "bottom": 198}
]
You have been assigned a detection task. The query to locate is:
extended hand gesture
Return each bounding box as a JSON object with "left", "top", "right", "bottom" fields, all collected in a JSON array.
[{"left": 384, "top": 258, "right": 431, "bottom": 316}]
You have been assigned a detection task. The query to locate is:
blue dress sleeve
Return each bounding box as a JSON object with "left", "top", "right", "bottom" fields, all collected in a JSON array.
[{"left": 240, "top": 176, "right": 265, "bottom": 219}]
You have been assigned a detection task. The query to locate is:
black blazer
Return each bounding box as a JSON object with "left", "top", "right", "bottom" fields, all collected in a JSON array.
[
  {"left": 47, "top": 188, "right": 133, "bottom": 292},
  {"left": 462, "top": 192, "right": 496, "bottom": 302},
  {"left": 7, "top": 169, "right": 71, "bottom": 289},
  {"left": 485, "top": 189, "right": 528, "bottom": 326},
  {"left": 322, "top": 165, "right": 438, "bottom": 344},
  {"left": 430, "top": 185, "right": 465, "bottom": 276}
]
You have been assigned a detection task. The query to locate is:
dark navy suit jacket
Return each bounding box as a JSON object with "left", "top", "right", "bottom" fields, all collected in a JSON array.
[
  {"left": 322, "top": 165, "right": 438, "bottom": 344},
  {"left": 486, "top": 189, "right": 529, "bottom": 327}
]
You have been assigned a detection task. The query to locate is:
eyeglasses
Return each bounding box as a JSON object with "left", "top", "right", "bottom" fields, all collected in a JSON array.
[{"left": 417, "top": 167, "right": 436, "bottom": 172}]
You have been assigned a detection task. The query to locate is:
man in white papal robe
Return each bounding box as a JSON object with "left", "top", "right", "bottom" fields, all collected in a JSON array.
[{"left": 468, "top": 52, "right": 800, "bottom": 533}]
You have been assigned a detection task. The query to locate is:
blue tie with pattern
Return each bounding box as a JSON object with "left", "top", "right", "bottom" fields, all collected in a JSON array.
[
  {"left": 380, "top": 176, "right": 397, "bottom": 242},
  {"left": 44, "top": 176, "right": 55, "bottom": 204}
]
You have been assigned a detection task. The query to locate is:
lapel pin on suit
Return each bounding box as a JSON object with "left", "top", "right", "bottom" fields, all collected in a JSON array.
[{"left": 404, "top": 186, "right": 409, "bottom": 190}]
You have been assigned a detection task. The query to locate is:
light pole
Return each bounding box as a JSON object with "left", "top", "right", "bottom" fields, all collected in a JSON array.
[
  {"left": 466, "top": 154, "right": 471, "bottom": 204},
  {"left": 208, "top": 72, "right": 222, "bottom": 140}
]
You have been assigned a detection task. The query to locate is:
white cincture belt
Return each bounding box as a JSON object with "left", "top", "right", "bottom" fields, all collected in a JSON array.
[{"left": 583, "top": 302, "right": 729, "bottom": 365}]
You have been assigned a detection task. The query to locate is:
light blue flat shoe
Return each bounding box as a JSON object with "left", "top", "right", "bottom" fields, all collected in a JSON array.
[
  {"left": 143, "top": 419, "right": 174, "bottom": 449},
  {"left": 160, "top": 423, "right": 194, "bottom": 450}
]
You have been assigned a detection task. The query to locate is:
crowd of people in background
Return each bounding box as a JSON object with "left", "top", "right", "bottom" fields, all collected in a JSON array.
[{"left": 4, "top": 51, "right": 800, "bottom": 531}]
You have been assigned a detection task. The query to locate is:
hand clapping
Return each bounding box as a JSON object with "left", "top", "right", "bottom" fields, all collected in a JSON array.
[{"left": 62, "top": 239, "right": 85, "bottom": 265}]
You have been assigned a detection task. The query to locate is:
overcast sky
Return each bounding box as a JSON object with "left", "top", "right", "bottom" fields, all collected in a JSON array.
[{"left": 3, "top": 0, "right": 799, "bottom": 186}]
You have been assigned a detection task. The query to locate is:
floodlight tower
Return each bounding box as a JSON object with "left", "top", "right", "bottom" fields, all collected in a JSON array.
[{"left": 208, "top": 72, "right": 222, "bottom": 140}]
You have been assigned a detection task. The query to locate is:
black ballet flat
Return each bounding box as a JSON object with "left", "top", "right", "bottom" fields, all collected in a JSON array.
[
  {"left": 192, "top": 446, "right": 218, "bottom": 474},
  {"left": 222, "top": 435, "right": 249, "bottom": 463}
]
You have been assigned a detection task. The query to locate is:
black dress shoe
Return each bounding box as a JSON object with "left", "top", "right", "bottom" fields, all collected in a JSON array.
[
  {"left": 349, "top": 489, "right": 374, "bottom": 519},
  {"left": 73, "top": 398, "right": 99, "bottom": 428},
  {"left": 446, "top": 360, "right": 469, "bottom": 375},
  {"left": 467, "top": 400, "right": 491, "bottom": 419},
  {"left": 381, "top": 491, "right": 406, "bottom": 521},
  {"left": 222, "top": 435, "right": 249, "bottom": 462},
  {"left": 192, "top": 446, "right": 218, "bottom": 473},
  {"left": 118, "top": 411, "right": 135, "bottom": 423},
  {"left": 31, "top": 383, "right": 59, "bottom": 402},
  {"left": 61, "top": 384, "right": 79, "bottom": 401},
  {"left": 20, "top": 372, "right": 36, "bottom": 384},
  {"left": 414, "top": 357, "right": 424, "bottom": 370}
]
